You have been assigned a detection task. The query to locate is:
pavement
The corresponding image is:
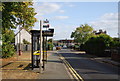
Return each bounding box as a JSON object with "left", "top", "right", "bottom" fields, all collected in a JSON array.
[
  {"left": 91, "top": 57, "right": 120, "bottom": 67},
  {"left": 1, "top": 49, "right": 119, "bottom": 80},
  {"left": 1, "top": 51, "right": 75, "bottom": 80},
  {"left": 70, "top": 49, "right": 120, "bottom": 67},
  {"left": 35, "top": 51, "right": 74, "bottom": 80}
]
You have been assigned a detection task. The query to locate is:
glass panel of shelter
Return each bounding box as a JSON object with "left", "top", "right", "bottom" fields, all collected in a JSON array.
[
  {"left": 33, "top": 36, "right": 40, "bottom": 68},
  {"left": 32, "top": 35, "right": 47, "bottom": 70}
]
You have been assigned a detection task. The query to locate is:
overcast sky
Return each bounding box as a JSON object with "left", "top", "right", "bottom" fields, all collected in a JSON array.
[{"left": 32, "top": 2, "right": 118, "bottom": 40}]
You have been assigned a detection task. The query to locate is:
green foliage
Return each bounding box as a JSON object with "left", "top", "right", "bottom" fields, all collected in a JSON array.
[
  {"left": 2, "top": 29, "right": 15, "bottom": 58},
  {"left": 23, "top": 39, "right": 30, "bottom": 44},
  {"left": 2, "top": 42, "right": 15, "bottom": 58},
  {"left": 71, "top": 24, "right": 94, "bottom": 44},
  {"left": 111, "top": 37, "right": 120, "bottom": 48},
  {"left": 12, "top": 2, "right": 37, "bottom": 31},
  {"left": 47, "top": 39, "right": 54, "bottom": 50},
  {"left": 2, "top": 2, "right": 17, "bottom": 29},
  {"left": 2, "top": 2, "right": 37, "bottom": 58},
  {"left": 48, "top": 43, "right": 54, "bottom": 50},
  {"left": 2, "top": 2, "right": 37, "bottom": 30},
  {"left": 98, "top": 34, "right": 113, "bottom": 48},
  {"left": 84, "top": 34, "right": 113, "bottom": 56},
  {"left": 0, "top": 2, "right": 2, "bottom": 11},
  {"left": 48, "top": 38, "right": 53, "bottom": 43}
]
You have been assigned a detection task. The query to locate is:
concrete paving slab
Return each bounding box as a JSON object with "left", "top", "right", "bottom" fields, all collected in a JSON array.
[{"left": 38, "top": 52, "right": 73, "bottom": 79}]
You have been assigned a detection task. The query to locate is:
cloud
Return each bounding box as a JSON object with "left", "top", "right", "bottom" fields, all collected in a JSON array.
[
  {"left": 68, "top": 4, "right": 75, "bottom": 7},
  {"left": 33, "top": 2, "right": 62, "bottom": 19},
  {"left": 89, "top": 13, "right": 118, "bottom": 37},
  {"left": 54, "top": 16, "right": 69, "bottom": 20},
  {"left": 53, "top": 24, "right": 76, "bottom": 40},
  {"left": 100, "top": 13, "right": 118, "bottom": 21},
  {"left": 63, "top": 3, "right": 75, "bottom": 7},
  {"left": 59, "top": 10, "right": 65, "bottom": 13}
]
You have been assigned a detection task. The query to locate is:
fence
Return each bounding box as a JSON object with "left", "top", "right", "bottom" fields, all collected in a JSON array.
[{"left": 15, "top": 44, "right": 31, "bottom": 52}]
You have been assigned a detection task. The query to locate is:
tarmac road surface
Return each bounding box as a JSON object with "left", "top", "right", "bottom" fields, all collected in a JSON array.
[{"left": 58, "top": 49, "right": 119, "bottom": 81}]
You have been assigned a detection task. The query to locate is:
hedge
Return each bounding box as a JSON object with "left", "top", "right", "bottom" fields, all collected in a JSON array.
[{"left": 84, "top": 34, "right": 113, "bottom": 56}]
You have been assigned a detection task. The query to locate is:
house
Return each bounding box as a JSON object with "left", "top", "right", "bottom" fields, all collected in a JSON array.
[
  {"left": 15, "top": 28, "right": 31, "bottom": 45},
  {"left": 53, "top": 39, "right": 75, "bottom": 47},
  {"left": 93, "top": 29, "right": 107, "bottom": 35},
  {"left": 15, "top": 28, "right": 31, "bottom": 51}
]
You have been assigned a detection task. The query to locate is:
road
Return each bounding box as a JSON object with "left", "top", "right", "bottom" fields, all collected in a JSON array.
[{"left": 58, "top": 49, "right": 119, "bottom": 81}]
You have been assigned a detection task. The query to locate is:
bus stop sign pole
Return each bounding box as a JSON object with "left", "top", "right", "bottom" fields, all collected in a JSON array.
[{"left": 40, "top": 20, "right": 43, "bottom": 73}]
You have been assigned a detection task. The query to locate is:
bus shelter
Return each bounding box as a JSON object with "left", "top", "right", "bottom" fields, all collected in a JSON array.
[{"left": 30, "top": 29, "right": 54, "bottom": 70}]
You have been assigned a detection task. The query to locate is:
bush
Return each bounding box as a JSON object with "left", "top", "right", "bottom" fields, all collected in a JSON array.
[
  {"left": 80, "top": 44, "right": 85, "bottom": 51},
  {"left": 2, "top": 42, "right": 15, "bottom": 58},
  {"left": 111, "top": 40, "right": 120, "bottom": 49},
  {"left": 84, "top": 34, "right": 113, "bottom": 56},
  {"left": 48, "top": 43, "right": 54, "bottom": 50},
  {"left": 2, "top": 29, "right": 15, "bottom": 58}
]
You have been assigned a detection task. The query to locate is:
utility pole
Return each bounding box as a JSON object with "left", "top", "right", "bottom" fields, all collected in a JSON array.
[{"left": 40, "top": 20, "right": 43, "bottom": 73}]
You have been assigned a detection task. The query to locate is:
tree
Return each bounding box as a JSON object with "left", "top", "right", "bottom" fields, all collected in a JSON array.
[
  {"left": 48, "top": 38, "right": 53, "bottom": 43},
  {"left": 47, "top": 38, "right": 53, "bottom": 50},
  {"left": 2, "top": 2, "right": 37, "bottom": 58},
  {"left": 23, "top": 39, "right": 30, "bottom": 44},
  {"left": 2, "top": 2, "right": 37, "bottom": 30},
  {"left": 2, "top": 2, "right": 17, "bottom": 29},
  {"left": 71, "top": 24, "right": 93, "bottom": 44},
  {"left": 1, "top": 2, "right": 16, "bottom": 58},
  {"left": 9, "top": 2, "right": 37, "bottom": 31}
]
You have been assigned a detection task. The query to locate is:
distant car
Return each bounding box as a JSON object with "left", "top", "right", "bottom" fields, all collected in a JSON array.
[
  {"left": 53, "top": 46, "right": 56, "bottom": 50},
  {"left": 56, "top": 46, "right": 61, "bottom": 50},
  {"left": 63, "top": 45, "right": 67, "bottom": 49}
]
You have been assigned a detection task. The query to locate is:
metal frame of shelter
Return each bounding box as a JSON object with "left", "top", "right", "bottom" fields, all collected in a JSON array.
[{"left": 30, "top": 29, "right": 54, "bottom": 70}]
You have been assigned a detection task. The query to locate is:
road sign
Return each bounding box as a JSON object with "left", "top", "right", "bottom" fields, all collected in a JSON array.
[
  {"left": 43, "top": 19, "right": 49, "bottom": 23},
  {"left": 30, "top": 29, "right": 54, "bottom": 37},
  {"left": 43, "top": 19, "right": 49, "bottom": 28},
  {"left": 43, "top": 24, "right": 49, "bottom": 28}
]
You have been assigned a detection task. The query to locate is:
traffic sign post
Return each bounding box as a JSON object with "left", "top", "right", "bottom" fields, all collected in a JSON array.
[{"left": 40, "top": 20, "right": 43, "bottom": 73}]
